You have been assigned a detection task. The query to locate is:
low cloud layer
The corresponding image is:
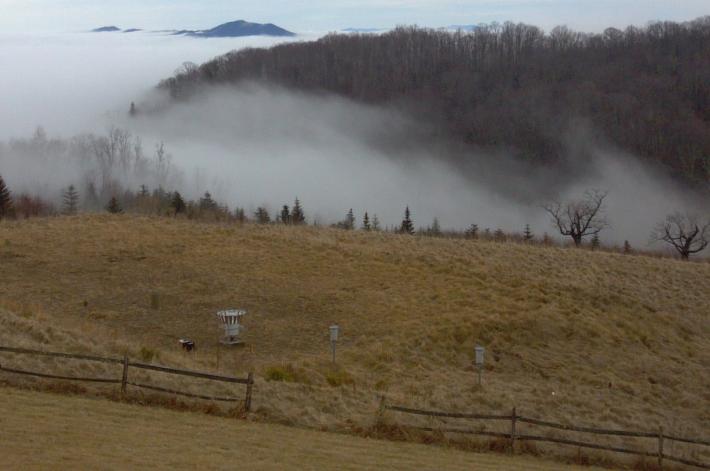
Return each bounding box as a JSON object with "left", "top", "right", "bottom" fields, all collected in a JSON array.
[
  {"left": 0, "top": 32, "right": 311, "bottom": 138},
  {"left": 123, "top": 84, "right": 704, "bottom": 246},
  {"left": 0, "top": 32, "right": 706, "bottom": 249}
]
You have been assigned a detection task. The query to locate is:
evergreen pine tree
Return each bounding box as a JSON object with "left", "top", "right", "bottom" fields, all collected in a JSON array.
[
  {"left": 0, "top": 175, "right": 13, "bottom": 220},
  {"left": 623, "top": 240, "right": 632, "bottom": 255},
  {"left": 129, "top": 102, "right": 137, "bottom": 117},
  {"left": 591, "top": 233, "right": 600, "bottom": 250},
  {"left": 523, "top": 224, "right": 534, "bottom": 242},
  {"left": 344, "top": 209, "right": 355, "bottom": 230},
  {"left": 362, "top": 212, "right": 371, "bottom": 231},
  {"left": 62, "top": 184, "right": 79, "bottom": 215},
  {"left": 399, "top": 206, "right": 415, "bottom": 235},
  {"left": 199, "top": 192, "right": 216, "bottom": 211},
  {"left": 171, "top": 192, "right": 186, "bottom": 216},
  {"left": 372, "top": 214, "right": 381, "bottom": 231},
  {"left": 465, "top": 224, "right": 479, "bottom": 239},
  {"left": 494, "top": 228, "right": 506, "bottom": 241},
  {"left": 291, "top": 198, "right": 305, "bottom": 225},
  {"left": 430, "top": 217, "right": 441, "bottom": 236},
  {"left": 234, "top": 207, "right": 246, "bottom": 223},
  {"left": 106, "top": 196, "right": 123, "bottom": 214},
  {"left": 254, "top": 207, "right": 271, "bottom": 224},
  {"left": 280, "top": 205, "right": 291, "bottom": 224}
]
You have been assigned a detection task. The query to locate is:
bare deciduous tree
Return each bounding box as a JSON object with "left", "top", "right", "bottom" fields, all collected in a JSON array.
[
  {"left": 543, "top": 190, "right": 609, "bottom": 246},
  {"left": 651, "top": 213, "right": 710, "bottom": 260}
]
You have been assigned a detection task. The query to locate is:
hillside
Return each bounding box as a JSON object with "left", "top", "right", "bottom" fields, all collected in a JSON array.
[
  {"left": 159, "top": 18, "right": 710, "bottom": 187},
  {"left": 0, "top": 215, "right": 708, "bottom": 465},
  {"left": 0, "top": 387, "right": 606, "bottom": 470}
]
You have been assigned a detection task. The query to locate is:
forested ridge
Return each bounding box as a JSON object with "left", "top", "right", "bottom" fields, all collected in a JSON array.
[{"left": 159, "top": 17, "right": 710, "bottom": 187}]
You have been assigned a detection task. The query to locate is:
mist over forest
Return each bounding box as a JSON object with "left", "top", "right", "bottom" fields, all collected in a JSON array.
[
  {"left": 1, "top": 19, "right": 708, "bottom": 249},
  {"left": 163, "top": 18, "right": 710, "bottom": 187}
]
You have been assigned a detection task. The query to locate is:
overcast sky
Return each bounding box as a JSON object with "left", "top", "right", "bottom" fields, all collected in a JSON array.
[{"left": 0, "top": 0, "right": 707, "bottom": 33}]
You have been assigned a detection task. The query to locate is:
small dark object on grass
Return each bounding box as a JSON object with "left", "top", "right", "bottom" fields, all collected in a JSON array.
[{"left": 179, "top": 339, "right": 195, "bottom": 352}]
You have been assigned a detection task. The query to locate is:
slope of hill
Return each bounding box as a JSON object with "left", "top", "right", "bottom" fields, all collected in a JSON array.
[
  {"left": 159, "top": 18, "right": 710, "bottom": 187},
  {"left": 0, "top": 215, "right": 708, "bottom": 465}
]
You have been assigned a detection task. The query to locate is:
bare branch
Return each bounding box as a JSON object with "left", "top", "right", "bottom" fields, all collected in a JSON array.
[
  {"left": 651, "top": 212, "right": 710, "bottom": 260},
  {"left": 543, "top": 189, "right": 609, "bottom": 246}
]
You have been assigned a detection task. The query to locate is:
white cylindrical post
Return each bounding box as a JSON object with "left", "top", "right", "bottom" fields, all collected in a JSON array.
[
  {"left": 330, "top": 325, "right": 340, "bottom": 363},
  {"left": 475, "top": 345, "right": 485, "bottom": 386}
]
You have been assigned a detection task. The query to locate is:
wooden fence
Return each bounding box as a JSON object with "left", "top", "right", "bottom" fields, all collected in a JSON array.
[
  {"left": 0, "top": 345, "right": 254, "bottom": 411},
  {"left": 383, "top": 402, "right": 710, "bottom": 470}
]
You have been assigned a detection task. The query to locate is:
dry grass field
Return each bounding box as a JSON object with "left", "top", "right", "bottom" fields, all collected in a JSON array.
[
  {"left": 0, "top": 215, "right": 708, "bottom": 467},
  {"left": 0, "top": 386, "right": 611, "bottom": 470}
]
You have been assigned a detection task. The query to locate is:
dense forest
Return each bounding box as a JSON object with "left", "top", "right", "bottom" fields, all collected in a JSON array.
[{"left": 159, "top": 17, "right": 710, "bottom": 188}]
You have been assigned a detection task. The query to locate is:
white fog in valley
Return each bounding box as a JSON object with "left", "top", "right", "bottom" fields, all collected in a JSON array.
[
  {"left": 0, "top": 31, "right": 310, "bottom": 138},
  {"left": 0, "top": 31, "right": 704, "bottom": 248}
]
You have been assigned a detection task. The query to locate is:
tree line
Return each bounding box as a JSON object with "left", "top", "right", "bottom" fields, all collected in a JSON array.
[
  {"left": 159, "top": 17, "right": 710, "bottom": 188},
  {"left": 1, "top": 171, "right": 707, "bottom": 260}
]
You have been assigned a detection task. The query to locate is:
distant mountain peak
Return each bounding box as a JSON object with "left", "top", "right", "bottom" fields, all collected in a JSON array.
[
  {"left": 175, "top": 20, "right": 295, "bottom": 38},
  {"left": 91, "top": 26, "right": 121, "bottom": 33}
]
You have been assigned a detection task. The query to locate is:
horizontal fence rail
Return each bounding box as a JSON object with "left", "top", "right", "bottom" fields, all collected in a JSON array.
[
  {"left": 665, "top": 435, "right": 710, "bottom": 448},
  {"left": 384, "top": 405, "right": 511, "bottom": 420},
  {"left": 128, "top": 362, "right": 252, "bottom": 384},
  {"left": 518, "top": 416, "right": 659, "bottom": 438},
  {"left": 663, "top": 454, "right": 710, "bottom": 470},
  {"left": 384, "top": 400, "right": 710, "bottom": 470},
  {"left": 0, "top": 345, "right": 254, "bottom": 411},
  {"left": 126, "top": 382, "right": 241, "bottom": 402},
  {"left": 517, "top": 434, "right": 653, "bottom": 457},
  {"left": 0, "top": 365, "right": 121, "bottom": 384},
  {"left": 415, "top": 426, "right": 513, "bottom": 440},
  {"left": 0, "top": 346, "right": 123, "bottom": 364}
]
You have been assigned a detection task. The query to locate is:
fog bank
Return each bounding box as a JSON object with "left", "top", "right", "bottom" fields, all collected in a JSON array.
[
  {"left": 119, "top": 84, "right": 703, "bottom": 246},
  {"left": 0, "top": 32, "right": 706, "bottom": 248},
  {"left": 0, "top": 31, "right": 312, "bottom": 138}
]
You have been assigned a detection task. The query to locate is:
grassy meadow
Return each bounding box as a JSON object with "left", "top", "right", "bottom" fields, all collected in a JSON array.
[{"left": 0, "top": 214, "right": 708, "bottom": 466}]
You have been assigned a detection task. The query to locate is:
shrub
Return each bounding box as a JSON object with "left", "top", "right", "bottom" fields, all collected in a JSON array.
[
  {"left": 264, "top": 364, "right": 311, "bottom": 384},
  {"left": 325, "top": 368, "right": 354, "bottom": 387},
  {"left": 265, "top": 366, "right": 295, "bottom": 382},
  {"left": 139, "top": 347, "right": 157, "bottom": 362}
]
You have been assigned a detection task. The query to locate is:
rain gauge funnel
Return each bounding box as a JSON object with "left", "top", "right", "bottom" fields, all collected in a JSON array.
[{"left": 217, "top": 309, "right": 247, "bottom": 345}]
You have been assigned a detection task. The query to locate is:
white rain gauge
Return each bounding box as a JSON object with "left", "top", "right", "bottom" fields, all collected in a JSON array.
[{"left": 217, "top": 309, "right": 247, "bottom": 345}]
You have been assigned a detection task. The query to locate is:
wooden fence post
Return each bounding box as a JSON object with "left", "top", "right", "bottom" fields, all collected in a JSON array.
[
  {"left": 244, "top": 372, "right": 254, "bottom": 412},
  {"left": 121, "top": 354, "right": 129, "bottom": 395},
  {"left": 511, "top": 407, "right": 517, "bottom": 453},
  {"left": 658, "top": 426, "right": 664, "bottom": 469}
]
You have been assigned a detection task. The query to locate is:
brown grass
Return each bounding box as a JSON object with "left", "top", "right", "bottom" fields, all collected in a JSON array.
[
  {"left": 0, "top": 386, "right": 610, "bottom": 470},
  {"left": 0, "top": 214, "right": 708, "bottom": 466}
]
